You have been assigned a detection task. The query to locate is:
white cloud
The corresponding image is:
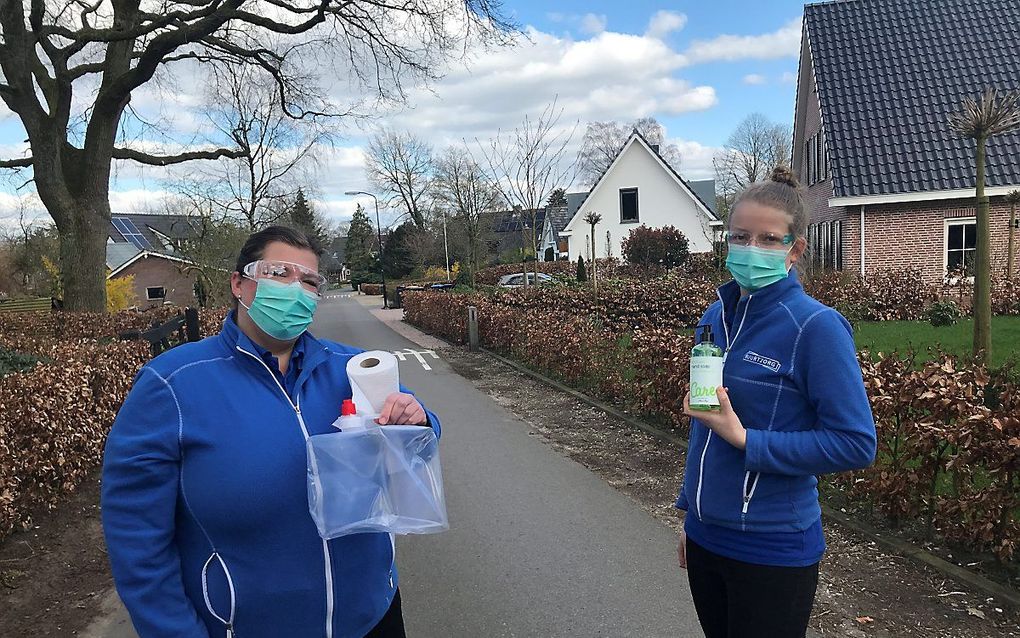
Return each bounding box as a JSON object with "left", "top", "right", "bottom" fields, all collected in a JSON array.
[
  {"left": 671, "top": 138, "right": 722, "bottom": 181},
  {"left": 646, "top": 10, "right": 687, "bottom": 40},
  {"left": 743, "top": 74, "right": 767, "bottom": 86},
  {"left": 579, "top": 13, "right": 607, "bottom": 36},
  {"left": 380, "top": 26, "right": 714, "bottom": 143},
  {"left": 780, "top": 71, "right": 798, "bottom": 85},
  {"left": 684, "top": 17, "right": 802, "bottom": 63},
  {"left": 109, "top": 189, "right": 174, "bottom": 214}
]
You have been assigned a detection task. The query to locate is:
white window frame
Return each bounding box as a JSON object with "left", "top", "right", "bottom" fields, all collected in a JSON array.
[
  {"left": 146, "top": 286, "right": 166, "bottom": 300},
  {"left": 944, "top": 217, "right": 976, "bottom": 283},
  {"left": 619, "top": 187, "right": 640, "bottom": 224}
]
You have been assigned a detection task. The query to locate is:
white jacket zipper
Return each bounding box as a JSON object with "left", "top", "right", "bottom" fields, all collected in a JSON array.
[
  {"left": 695, "top": 293, "right": 753, "bottom": 522},
  {"left": 236, "top": 346, "right": 334, "bottom": 638}
]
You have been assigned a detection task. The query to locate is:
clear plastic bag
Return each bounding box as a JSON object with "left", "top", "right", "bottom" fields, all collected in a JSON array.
[{"left": 306, "top": 424, "right": 449, "bottom": 539}]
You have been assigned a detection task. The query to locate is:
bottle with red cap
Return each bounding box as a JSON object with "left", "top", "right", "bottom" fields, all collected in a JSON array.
[{"left": 331, "top": 399, "right": 368, "bottom": 431}]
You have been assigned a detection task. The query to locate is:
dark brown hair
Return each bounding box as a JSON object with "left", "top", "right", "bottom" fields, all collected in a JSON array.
[
  {"left": 234, "top": 225, "right": 324, "bottom": 274},
  {"left": 731, "top": 166, "right": 808, "bottom": 238}
]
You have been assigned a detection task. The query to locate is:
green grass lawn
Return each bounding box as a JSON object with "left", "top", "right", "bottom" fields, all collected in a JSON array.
[{"left": 854, "top": 316, "right": 1020, "bottom": 367}]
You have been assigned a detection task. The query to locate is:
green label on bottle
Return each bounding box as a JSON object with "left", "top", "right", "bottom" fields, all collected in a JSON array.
[{"left": 690, "top": 358, "right": 722, "bottom": 407}]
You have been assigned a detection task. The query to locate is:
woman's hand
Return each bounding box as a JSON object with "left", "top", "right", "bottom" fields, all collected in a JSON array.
[
  {"left": 677, "top": 530, "right": 688, "bottom": 570},
  {"left": 683, "top": 387, "right": 747, "bottom": 450},
  {"left": 376, "top": 392, "right": 428, "bottom": 426}
]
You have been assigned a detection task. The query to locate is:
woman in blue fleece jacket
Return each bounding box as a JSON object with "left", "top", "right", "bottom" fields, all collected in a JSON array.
[
  {"left": 102, "top": 226, "right": 439, "bottom": 638},
  {"left": 675, "top": 167, "right": 876, "bottom": 638}
]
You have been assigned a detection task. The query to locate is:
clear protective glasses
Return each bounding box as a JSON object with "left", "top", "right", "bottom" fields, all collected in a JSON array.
[
  {"left": 725, "top": 230, "right": 795, "bottom": 250},
  {"left": 242, "top": 260, "right": 328, "bottom": 296}
]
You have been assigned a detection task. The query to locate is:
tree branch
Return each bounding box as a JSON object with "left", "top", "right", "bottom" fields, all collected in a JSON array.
[
  {"left": 0, "top": 157, "right": 33, "bottom": 168},
  {"left": 111, "top": 146, "right": 247, "bottom": 166}
]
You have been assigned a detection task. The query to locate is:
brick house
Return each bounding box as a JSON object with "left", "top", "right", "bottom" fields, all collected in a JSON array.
[
  {"left": 106, "top": 213, "right": 199, "bottom": 308},
  {"left": 108, "top": 250, "right": 197, "bottom": 308},
  {"left": 794, "top": 0, "right": 1020, "bottom": 282}
]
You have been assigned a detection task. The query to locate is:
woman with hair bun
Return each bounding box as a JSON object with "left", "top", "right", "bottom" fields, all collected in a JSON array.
[{"left": 675, "top": 167, "right": 877, "bottom": 638}]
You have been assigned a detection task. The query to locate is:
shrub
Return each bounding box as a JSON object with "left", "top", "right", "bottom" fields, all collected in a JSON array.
[
  {"left": 106, "top": 274, "right": 138, "bottom": 312},
  {"left": 926, "top": 299, "right": 963, "bottom": 326},
  {"left": 576, "top": 256, "right": 587, "bottom": 282},
  {"left": 404, "top": 279, "right": 1020, "bottom": 563},
  {"left": 621, "top": 225, "right": 690, "bottom": 270},
  {"left": 0, "top": 348, "right": 40, "bottom": 377},
  {"left": 360, "top": 283, "right": 383, "bottom": 296},
  {"left": 0, "top": 307, "right": 228, "bottom": 541}
]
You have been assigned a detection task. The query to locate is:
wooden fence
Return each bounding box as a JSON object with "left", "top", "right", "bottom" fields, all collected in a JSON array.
[{"left": 0, "top": 297, "right": 53, "bottom": 314}]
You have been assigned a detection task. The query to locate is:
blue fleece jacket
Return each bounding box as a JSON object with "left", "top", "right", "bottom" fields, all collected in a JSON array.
[
  {"left": 101, "top": 315, "right": 439, "bottom": 638},
  {"left": 676, "top": 271, "right": 876, "bottom": 543}
]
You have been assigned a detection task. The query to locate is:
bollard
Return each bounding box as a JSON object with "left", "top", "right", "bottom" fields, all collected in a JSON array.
[
  {"left": 467, "top": 306, "right": 479, "bottom": 352},
  {"left": 185, "top": 307, "right": 201, "bottom": 342}
]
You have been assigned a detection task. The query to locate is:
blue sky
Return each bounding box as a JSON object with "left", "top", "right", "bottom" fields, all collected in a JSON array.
[
  {"left": 0, "top": 1, "right": 808, "bottom": 226},
  {"left": 513, "top": 0, "right": 805, "bottom": 143}
]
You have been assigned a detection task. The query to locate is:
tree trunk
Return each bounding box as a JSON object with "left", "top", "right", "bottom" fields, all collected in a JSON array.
[
  {"left": 973, "top": 137, "right": 992, "bottom": 362},
  {"left": 1009, "top": 202, "right": 1017, "bottom": 280},
  {"left": 54, "top": 197, "right": 110, "bottom": 312}
]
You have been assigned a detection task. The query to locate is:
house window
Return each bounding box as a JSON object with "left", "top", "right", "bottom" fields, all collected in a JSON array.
[
  {"left": 946, "top": 219, "right": 977, "bottom": 276},
  {"left": 620, "top": 188, "right": 639, "bottom": 223},
  {"left": 820, "top": 131, "right": 830, "bottom": 181},
  {"left": 833, "top": 219, "right": 843, "bottom": 270},
  {"left": 146, "top": 287, "right": 166, "bottom": 300},
  {"left": 805, "top": 137, "right": 814, "bottom": 184},
  {"left": 807, "top": 220, "right": 843, "bottom": 270},
  {"left": 803, "top": 132, "right": 829, "bottom": 186}
]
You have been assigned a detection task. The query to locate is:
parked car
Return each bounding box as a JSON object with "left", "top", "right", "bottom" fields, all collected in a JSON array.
[{"left": 497, "top": 272, "right": 557, "bottom": 288}]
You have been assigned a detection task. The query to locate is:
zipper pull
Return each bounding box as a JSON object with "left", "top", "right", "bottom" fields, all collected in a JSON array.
[
  {"left": 741, "top": 496, "right": 751, "bottom": 514},
  {"left": 226, "top": 624, "right": 234, "bottom": 638}
]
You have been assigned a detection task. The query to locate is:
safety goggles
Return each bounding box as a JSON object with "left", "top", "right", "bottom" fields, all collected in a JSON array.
[
  {"left": 242, "top": 260, "right": 328, "bottom": 296},
  {"left": 725, "top": 230, "right": 795, "bottom": 250}
]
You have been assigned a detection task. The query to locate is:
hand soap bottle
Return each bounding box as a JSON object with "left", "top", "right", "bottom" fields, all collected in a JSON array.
[
  {"left": 332, "top": 399, "right": 367, "bottom": 431},
  {"left": 689, "top": 324, "right": 723, "bottom": 411}
]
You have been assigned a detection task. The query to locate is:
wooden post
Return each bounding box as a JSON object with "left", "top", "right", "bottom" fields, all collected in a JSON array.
[
  {"left": 185, "top": 307, "right": 201, "bottom": 342},
  {"left": 468, "top": 306, "right": 479, "bottom": 352}
]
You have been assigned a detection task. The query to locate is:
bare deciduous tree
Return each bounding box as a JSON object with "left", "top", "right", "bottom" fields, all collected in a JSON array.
[
  {"left": 434, "top": 146, "right": 503, "bottom": 287},
  {"left": 474, "top": 98, "right": 577, "bottom": 285},
  {"left": 366, "top": 128, "right": 435, "bottom": 230},
  {"left": 0, "top": 0, "right": 513, "bottom": 310},
  {"left": 578, "top": 116, "right": 682, "bottom": 187},
  {"left": 714, "top": 113, "right": 792, "bottom": 214},
  {"left": 205, "top": 64, "right": 327, "bottom": 230}
]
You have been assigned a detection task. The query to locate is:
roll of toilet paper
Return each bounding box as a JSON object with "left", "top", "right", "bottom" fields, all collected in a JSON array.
[{"left": 347, "top": 350, "right": 400, "bottom": 416}]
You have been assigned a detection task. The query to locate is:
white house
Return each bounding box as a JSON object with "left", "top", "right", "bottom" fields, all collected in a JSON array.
[{"left": 559, "top": 131, "right": 722, "bottom": 261}]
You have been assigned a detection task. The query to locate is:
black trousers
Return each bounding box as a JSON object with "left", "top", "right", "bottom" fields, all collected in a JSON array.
[
  {"left": 685, "top": 538, "right": 819, "bottom": 638},
  {"left": 364, "top": 589, "right": 406, "bottom": 638}
]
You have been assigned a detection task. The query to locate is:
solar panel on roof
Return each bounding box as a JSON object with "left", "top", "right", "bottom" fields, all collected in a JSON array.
[{"left": 111, "top": 216, "right": 152, "bottom": 250}]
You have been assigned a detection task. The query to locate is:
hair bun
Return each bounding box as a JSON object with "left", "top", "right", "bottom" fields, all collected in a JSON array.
[{"left": 769, "top": 165, "right": 799, "bottom": 188}]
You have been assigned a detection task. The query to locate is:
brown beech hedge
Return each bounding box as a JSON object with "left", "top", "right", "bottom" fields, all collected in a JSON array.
[{"left": 0, "top": 307, "right": 229, "bottom": 539}]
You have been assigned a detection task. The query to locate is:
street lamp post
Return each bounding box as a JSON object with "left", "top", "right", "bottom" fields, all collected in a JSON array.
[
  {"left": 345, "top": 190, "right": 387, "bottom": 309},
  {"left": 442, "top": 207, "right": 451, "bottom": 281}
]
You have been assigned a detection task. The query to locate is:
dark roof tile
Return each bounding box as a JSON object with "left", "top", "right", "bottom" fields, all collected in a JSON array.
[{"left": 806, "top": 0, "right": 1020, "bottom": 197}]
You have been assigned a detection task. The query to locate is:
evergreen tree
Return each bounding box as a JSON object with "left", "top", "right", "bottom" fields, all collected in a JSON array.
[
  {"left": 288, "top": 189, "right": 326, "bottom": 245},
  {"left": 381, "top": 222, "right": 417, "bottom": 280},
  {"left": 546, "top": 187, "right": 568, "bottom": 208},
  {"left": 576, "top": 255, "right": 587, "bottom": 282},
  {"left": 346, "top": 204, "right": 379, "bottom": 287}
]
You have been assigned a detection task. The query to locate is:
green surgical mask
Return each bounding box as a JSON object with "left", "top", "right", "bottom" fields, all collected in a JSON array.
[
  {"left": 725, "top": 244, "right": 792, "bottom": 292},
  {"left": 240, "top": 278, "right": 318, "bottom": 341}
]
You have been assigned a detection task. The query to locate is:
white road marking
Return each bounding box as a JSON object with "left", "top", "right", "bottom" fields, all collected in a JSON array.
[{"left": 392, "top": 349, "right": 440, "bottom": 372}]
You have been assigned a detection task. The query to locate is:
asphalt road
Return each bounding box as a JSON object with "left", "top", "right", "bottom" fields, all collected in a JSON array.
[{"left": 85, "top": 294, "right": 702, "bottom": 638}]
